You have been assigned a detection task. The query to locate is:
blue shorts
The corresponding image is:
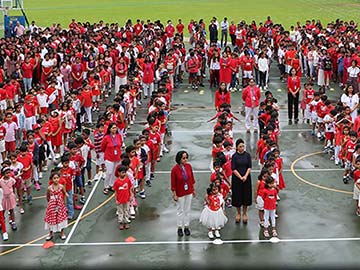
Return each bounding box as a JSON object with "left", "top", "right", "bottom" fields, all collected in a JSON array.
[
  {"left": 86, "top": 157, "right": 92, "bottom": 171},
  {"left": 74, "top": 175, "right": 84, "bottom": 187}
]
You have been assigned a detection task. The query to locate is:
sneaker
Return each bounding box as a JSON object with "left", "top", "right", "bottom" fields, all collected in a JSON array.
[
  {"left": 39, "top": 172, "right": 43, "bottom": 179},
  {"left": 93, "top": 173, "right": 100, "bottom": 182},
  {"left": 214, "top": 230, "right": 221, "bottom": 238},
  {"left": 177, "top": 228, "right": 184, "bottom": 237},
  {"left": 28, "top": 195, "right": 33, "bottom": 205},
  {"left": 208, "top": 231, "right": 215, "bottom": 239},
  {"left": 2, "top": 232, "right": 8, "bottom": 241},
  {"left": 80, "top": 196, "right": 86, "bottom": 204},
  {"left": 311, "top": 130, "right": 315, "bottom": 136},
  {"left": 139, "top": 191, "right": 146, "bottom": 199},
  {"left": 163, "top": 146, "right": 169, "bottom": 153},
  {"left": 20, "top": 208, "right": 25, "bottom": 214},
  {"left": 129, "top": 206, "right": 136, "bottom": 216},
  {"left": 35, "top": 182, "right": 41, "bottom": 191},
  {"left": 184, "top": 227, "right": 191, "bottom": 236},
  {"left": 42, "top": 166, "right": 48, "bottom": 172},
  {"left": 343, "top": 177, "right": 349, "bottom": 184},
  {"left": 150, "top": 173, "right": 154, "bottom": 180},
  {"left": 11, "top": 222, "right": 17, "bottom": 231},
  {"left": 87, "top": 180, "right": 92, "bottom": 186},
  {"left": 356, "top": 210, "right": 360, "bottom": 216}
]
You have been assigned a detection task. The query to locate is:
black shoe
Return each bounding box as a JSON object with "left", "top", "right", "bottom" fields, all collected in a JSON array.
[
  {"left": 177, "top": 228, "right": 184, "bottom": 237},
  {"left": 146, "top": 180, "right": 152, "bottom": 187},
  {"left": 294, "top": 119, "right": 299, "bottom": 124},
  {"left": 184, "top": 227, "right": 191, "bottom": 236},
  {"left": 288, "top": 119, "right": 293, "bottom": 125},
  {"left": 87, "top": 180, "right": 92, "bottom": 186},
  {"left": 150, "top": 173, "right": 154, "bottom": 180}
]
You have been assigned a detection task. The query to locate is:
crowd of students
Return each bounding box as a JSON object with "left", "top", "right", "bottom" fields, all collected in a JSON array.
[{"left": 0, "top": 15, "right": 358, "bottom": 242}]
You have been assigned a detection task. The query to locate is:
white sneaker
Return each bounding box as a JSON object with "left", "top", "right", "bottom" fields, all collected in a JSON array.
[
  {"left": 39, "top": 172, "right": 43, "bottom": 179},
  {"left": 130, "top": 120, "right": 134, "bottom": 125},
  {"left": 129, "top": 206, "right": 136, "bottom": 216},
  {"left": 160, "top": 152, "right": 163, "bottom": 157},
  {"left": 2, "top": 232, "right": 8, "bottom": 241},
  {"left": 93, "top": 173, "right": 100, "bottom": 181},
  {"left": 116, "top": 210, "right": 118, "bottom": 216},
  {"left": 214, "top": 230, "right": 221, "bottom": 238},
  {"left": 208, "top": 231, "right": 215, "bottom": 239},
  {"left": 42, "top": 166, "right": 48, "bottom": 172},
  {"left": 163, "top": 146, "right": 169, "bottom": 153}
]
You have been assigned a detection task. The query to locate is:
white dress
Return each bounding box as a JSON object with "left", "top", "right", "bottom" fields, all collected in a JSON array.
[{"left": 199, "top": 194, "right": 228, "bottom": 229}]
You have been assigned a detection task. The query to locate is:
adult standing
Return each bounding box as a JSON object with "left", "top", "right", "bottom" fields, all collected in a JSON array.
[
  {"left": 287, "top": 67, "right": 301, "bottom": 124},
  {"left": 229, "top": 21, "right": 236, "bottom": 47},
  {"left": 114, "top": 57, "right": 128, "bottom": 92},
  {"left": 208, "top": 20, "right": 218, "bottom": 44},
  {"left": 219, "top": 52, "right": 232, "bottom": 90},
  {"left": 231, "top": 139, "right": 252, "bottom": 224},
  {"left": 242, "top": 78, "right": 261, "bottom": 133},
  {"left": 258, "top": 52, "right": 269, "bottom": 90},
  {"left": 171, "top": 151, "right": 196, "bottom": 237},
  {"left": 347, "top": 60, "right": 360, "bottom": 94},
  {"left": 341, "top": 85, "right": 358, "bottom": 122},
  {"left": 101, "top": 122, "right": 123, "bottom": 195},
  {"left": 220, "top": 17, "right": 229, "bottom": 48}
]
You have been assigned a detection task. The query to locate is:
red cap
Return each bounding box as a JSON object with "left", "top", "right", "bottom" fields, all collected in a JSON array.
[{"left": 32, "top": 123, "right": 40, "bottom": 129}]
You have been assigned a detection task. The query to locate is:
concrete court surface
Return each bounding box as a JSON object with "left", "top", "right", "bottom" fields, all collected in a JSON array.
[{"left": 0, "top": 65, "right": 359, "bottom": 269}]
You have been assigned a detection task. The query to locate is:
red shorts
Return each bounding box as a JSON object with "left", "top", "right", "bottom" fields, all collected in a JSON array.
[
  {"left": 40, "top": 107, "right": 48, "bottom": 115},
  {"left": 325, "top": 132, "right": 334, "bottom": 141},
  {"left": 5, "top": 141, "right": 16, "bottom": 152}
]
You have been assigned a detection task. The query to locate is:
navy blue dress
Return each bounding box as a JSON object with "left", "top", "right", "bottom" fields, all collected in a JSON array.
[{"left": 231, "top": 151, "right": 252, "bottom": 207}]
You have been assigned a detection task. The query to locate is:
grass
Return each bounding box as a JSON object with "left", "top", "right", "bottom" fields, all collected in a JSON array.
[{"left": 6, "top": 0, "right": 360, "bottom": 29}]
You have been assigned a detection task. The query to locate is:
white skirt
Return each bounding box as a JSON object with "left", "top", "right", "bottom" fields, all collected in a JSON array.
[
  {"left": 45, "top": 220, "right": 68, "bottom": 232},
  {"left": 199, "top": 206, "right": 228, "bottom": 229}
]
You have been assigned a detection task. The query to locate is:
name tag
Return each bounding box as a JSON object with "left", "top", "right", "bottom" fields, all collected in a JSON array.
[
  {"left": 184, "top": 184, "right": 188, "bottom": 191},
  {"left": 114, "top": 150, "right": 118, "bottom": 155}
]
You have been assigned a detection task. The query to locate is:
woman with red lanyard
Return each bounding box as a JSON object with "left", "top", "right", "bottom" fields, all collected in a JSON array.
[
  {"left": 219, "top": 52, "right": 232, "bottom": 90},
  {"left": 242, "top": 78, "right": 261, "bottom": 133},
  {"left": 214, "top": 82, "right": 231, "bottom": 111},
  {"left": 142, "top": 56, "right": 155, "bottom": 99},
  {"left": 171, "top": 150, "right": 196, "bottom": 237},
  {"left": 287, "top": 67, "right": 301, "bottom": 124},
  {"left": 100, "top": 122, "right": 123, "bottom": 195}
]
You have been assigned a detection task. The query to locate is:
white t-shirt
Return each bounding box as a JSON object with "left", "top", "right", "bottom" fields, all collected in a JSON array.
[
  {"left": 323, "top": 114, "right": 335, "bottom": 133},
  {"left": 2, "top": 122, "right": 18, "bottom": 142},
  {"left": 37, "top": 93, "right": 49, "bottom": 107},
  {"left": 347, "top": 66, "right": 360, "bottom": 78},
  {"left": 341, "top": 93, "right": 359, "bottom": 109}
]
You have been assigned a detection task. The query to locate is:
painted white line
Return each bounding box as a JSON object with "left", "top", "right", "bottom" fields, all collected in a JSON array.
[
  {"left": 154, "top": 168, "right": 343, "bottom": 174},
  {"left": 134, "top": 120, "right": 311, "bottom": 124},
  {"left": 2, "top": 236, "right": 360, "bottom": 247},
  {"left": 64, "top": 179, "right": 101, "bottom": 244},
  {"left": 127, "top": 129, "right": 311, "bottom": 134}
]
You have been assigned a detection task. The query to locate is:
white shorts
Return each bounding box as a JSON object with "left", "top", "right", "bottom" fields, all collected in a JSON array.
[
  {"left": 0, "top": 139, "right": 5, "bottom": 152},
  {"left": 0, "top": 100, "right": 6, "bottom": 111},
  {"left": 353, "top": 184, "right": 360, "bottom": 201},
  {"left": 243, "top": 71, "right": 253, "bottom": 79},
  {"left": 96, "top": 152, "right": 105, "bottom": 166},
  {"left": 317, "top": 117, "right": 323, "bottom": 124},
  {"left": 92, "top": 95, "right": 100, "bottom": 102},
  {"left": 311, "top": 111, "right": 318, "bottom": 124},
  {"left": 255, "top": 195, "right": 264, "bottom": 210},
  {"left": 305, "top": 104, "right": 312, "bottom": 120}
]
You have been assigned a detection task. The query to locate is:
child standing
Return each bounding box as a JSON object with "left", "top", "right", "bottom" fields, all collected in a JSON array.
[
  {"left": 0, "top": 185, "right": 8, "bottom": 240},
  {"left": 93, "top": 123, "right": 106, "bottom": 181},
  {"left": 17, "top": 143, "right": 33, "bottom": 212},
  {"left": 199, "top": 183, "right": 228, "bottom": 239},
  {"left": 0, "top": 167, "right": 17, "bottom": 231},
  {"left": 113, "top": 165, "right": 133, "bottom": 230},
  {"left": 254, "top": 169, "right": 268, "bottom": 227},
  {"left": 262, "top": 176, "right": 278, "bottom": 237},
  {"left": 44, "top": 172, "right": 68, "bottom": 241}
]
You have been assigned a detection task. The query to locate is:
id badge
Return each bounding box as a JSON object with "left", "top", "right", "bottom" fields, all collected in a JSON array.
[
  {"left": 184, "top": 184, "right": 188, "bottom": 191},
  {"left": 114, "top": 150, "right": 118, "bottom": 155},
  {"left": 252, "top": 96, "right": 256, "bottom": 101}
]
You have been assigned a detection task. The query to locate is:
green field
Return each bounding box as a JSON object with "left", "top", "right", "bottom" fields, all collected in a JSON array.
[{"left": 8, "top": 0, "right": 360, "bottom": 30}]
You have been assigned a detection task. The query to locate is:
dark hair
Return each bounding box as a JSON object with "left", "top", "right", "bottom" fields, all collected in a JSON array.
[
  {"left": 235, "top": 138, "right": 244, "bottom": 147},
  {"left": 106, "top": 122, "right": 118, "bottom": 134},
  {"left": 125, "top": 145, "right": 136, "bottom": 154},
  {"left": 175, "top": 150, "right": 188, "bottom": 165},
  {"left": 82, "top": 128, "right": 91, "bottom": 135},
  {"left": 122, "top": 158, "right": 130, "bottom": 167},
  {"left": 265, "top": 176, "right": 275, "bottom": 188},
  {"left": 75, "top": 136, "right": 85, "bottom": 145},
  {"left": 117, "top": 165, "right": 127, "bottom": 173}
]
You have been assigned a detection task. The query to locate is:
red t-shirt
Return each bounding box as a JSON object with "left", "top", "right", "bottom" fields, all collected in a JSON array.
[
  {"left": 346, "top": 140, "right": 357, "bottom": 161},
  {"left": 113, "top": 177, "right": 133, "bottom": 204},
  {"left": 207, "top": 194, "right": 222, "bottom": 211},
  {"left": 101, "top": 134, "right": 123, "bottom": 162},
  {"left": 17, "top": 153, "right": 33, "bottom": 179},
  {"left": 81, "top": 90, "right": 93, "bottom": 107},
  {"left": 262, "top": 188, "right": 278, "bottom": 210},
  {"left": 60, "top": 166, "right": 74, "bottom": 191},
  {"left": 21, "top": 62, "right": 34, "bottom": 78},
  {"left": 4, "top": 84, "right": 15, "bottom": 99}
]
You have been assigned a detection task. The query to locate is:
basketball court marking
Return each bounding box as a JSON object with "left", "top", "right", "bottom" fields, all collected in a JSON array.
[
  {"left": 64, "top": 179, "right": 101, "bottom": 244},
  {"left": 127, "top": 129, "right": 311, "bottom": 134},
  {"left": 290, "top": 151, "right": 352, "bottom": 195},
  {"left": 2, "top": 236, "right": 360, "bottom": 248}
]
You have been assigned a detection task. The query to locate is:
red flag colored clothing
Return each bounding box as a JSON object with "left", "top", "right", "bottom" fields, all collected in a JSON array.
[{"left": 113, "top": 177, "right": 133, "bottom": 204}]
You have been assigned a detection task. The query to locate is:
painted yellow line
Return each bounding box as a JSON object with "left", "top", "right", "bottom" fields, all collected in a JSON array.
[
  {"left": 0, "top": 193, "right": 115, "bottom": 256},
  {"left": 290, "top": 151, "right": 352, "bottom": 195}
]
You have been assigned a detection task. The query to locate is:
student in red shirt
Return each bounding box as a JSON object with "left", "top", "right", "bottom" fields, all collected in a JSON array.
[
  {"left": 81, "top": 84, "right": 93, "bottom": 124},
  {"left": 171, "top": 150, "right": 196, "bottom": 237},
  {"left": 215, "top": 82, "right": 231, "bottom": 111},
  {"left": 113, "top": 165, "right": 133, "bottom": 230},
  {"left": 262, "top": 176, "right": 278, "bottom": 238},
  {"left": 176, "top": 19, "right": 185, "bottom": 38},
  {"left": 21, "top": 57, "right": 34, "bottom": 92},
  {"left": 17, "top": 143, "right": 33, "bottom": 213},
  {"left": 60, "top": 155, "right": 76, "bottom": 219}
]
